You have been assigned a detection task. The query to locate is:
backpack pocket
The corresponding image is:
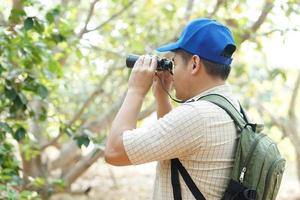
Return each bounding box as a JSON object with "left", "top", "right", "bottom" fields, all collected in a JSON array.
[{"left": 262, "top": 158, "right": 285, "bottom": 200}]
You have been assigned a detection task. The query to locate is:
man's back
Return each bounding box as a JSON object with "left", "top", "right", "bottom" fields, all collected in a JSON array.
[{"left": 123, "top": 84, "right": 240, "bottom": 199}]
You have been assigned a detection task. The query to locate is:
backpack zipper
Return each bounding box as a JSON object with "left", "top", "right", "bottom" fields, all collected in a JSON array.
[
  {"left": 262, "top": 157, "right": 285, "bottom": 199},
  {"left": 239, "top": 133, "right": 267, "bottom": 183}
]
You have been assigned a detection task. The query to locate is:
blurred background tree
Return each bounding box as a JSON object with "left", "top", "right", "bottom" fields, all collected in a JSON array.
[{"left": 0, "top": 0, "right": 299, "bottom": 199}]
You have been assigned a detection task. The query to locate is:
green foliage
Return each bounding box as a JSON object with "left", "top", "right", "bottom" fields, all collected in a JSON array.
[
  {"left": 0, "top": 1, "right": 70, "bottom": 199},
  {"left": 74, "top": 133, "right": 90, "bottom": 148},
  {"left": 0, "top": 0, "right": 299, "bottom": 198}
]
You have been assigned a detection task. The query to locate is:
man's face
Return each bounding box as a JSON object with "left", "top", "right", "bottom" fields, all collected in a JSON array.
[{"left": 171, "top": 52, "right": 190, "bottom": 100}]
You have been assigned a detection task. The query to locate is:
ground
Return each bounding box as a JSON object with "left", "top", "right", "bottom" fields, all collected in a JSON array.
[{"left": 51, "top": 160, "right": 300, "bottom": 200}]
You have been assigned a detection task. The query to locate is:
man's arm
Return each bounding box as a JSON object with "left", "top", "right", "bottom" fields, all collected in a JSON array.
[
  {"left": 104, "top": 90, "right": 144, "bottom": 166},
  {"left": 104, "top": 55, "right": 157, "bottom": 166},
  {"left": 156, "top": 95, "right": 172, "bottom": 118},
  {"left": 152, "top": 72, "right": 173, "bottom": 118}
]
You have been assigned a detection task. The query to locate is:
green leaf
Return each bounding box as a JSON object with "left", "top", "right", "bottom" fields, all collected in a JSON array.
[
  {"left": 49, "top": 60, "right": 63, "bottom": 77},
  {"left": 20, "top": 190, "right": 39, "bottom": 199},
  {"left": 18, "top": 93, "right": 27, "bottom": 105},
  {"left": 33, "top": 19, "right": 45, "bottom": 33},
  {"left": 9, "top": 8, "right": 26, "bottom": 24},
  {"left": 24, "top": 17, "right": 34, "bottom": 31},
  {"left": 29, "top": 110, "right": 35, "bottom": 117},
  {"left": 0, "top": 122, "right": 13, "bottom": 135},
  {"left": 13, "top": 95, "right": 26, "bottom": 111},
  {"left": 74, "top": 134, "right": 90, "bottom": 147},
  {"left": 51, "top": 33, "right": 65, "bottom": 43},
  {"left": 269, "top": 68, "right": 287, "bottom": 81},
  {"left": 4, "top": 86, "right": 17, "bottom": 101},
  {"left": 32, "top": 177, "right": 46, "bottom": 188},
  {"left": 0, "top": 64, "right": 6, "bottom": 76},
  {"left": 51, "top": 178, "right": 65, "bottom": 190},
  {"left": 46, "top": 12, "right": 55, "bottom": 24},
  {"left": 75, "top": 48, "right": 83, "bottom": 59},
  {"left": 14, "top": 127, "right": 26, "bottom": 141},
  {"left": 23, "top": 80, "right": 36, "bottom": 91},
  {"left": 37, "top": 84, "right": 48, "bottom": 99},
  {"left": 39, "top": 106, "right": 47, "bottom": 121},
  {"left": 46, "top": 7, "right": 60, "bottom": 23}
]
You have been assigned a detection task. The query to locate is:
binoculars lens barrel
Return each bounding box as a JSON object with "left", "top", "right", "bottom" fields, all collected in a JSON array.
[
  {"left": 126, "top": 54, "right": 140, "bottom": 68},
  {"left": 125, "top": 54, "right": 173, "bottom": 74}
]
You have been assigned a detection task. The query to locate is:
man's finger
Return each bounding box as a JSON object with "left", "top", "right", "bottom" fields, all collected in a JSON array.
[
  {"left": 143, "top": 55, "right": 151, "bottom": 69},
  {"left": 150, "top": 56, "right": 157, "bottom": 71},
  {"left": 134, "top": 55, "right": 145, "bottom": 70}
]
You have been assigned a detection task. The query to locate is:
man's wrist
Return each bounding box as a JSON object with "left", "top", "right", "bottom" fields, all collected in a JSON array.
[
  {"left": 127, "top": 88, "right": 147, "bottom": 99},
  {"left": 155, "top": 93, "right": 170, "bottom": 102}
]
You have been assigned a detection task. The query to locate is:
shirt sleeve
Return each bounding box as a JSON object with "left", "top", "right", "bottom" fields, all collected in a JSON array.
[{"left": 123, "top": 102, "right": 209, "bottom": 165}]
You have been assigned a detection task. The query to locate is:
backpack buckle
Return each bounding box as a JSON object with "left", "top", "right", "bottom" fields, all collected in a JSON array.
[{"left": 244, "top": 123, "right": 264, "bottom": 133}]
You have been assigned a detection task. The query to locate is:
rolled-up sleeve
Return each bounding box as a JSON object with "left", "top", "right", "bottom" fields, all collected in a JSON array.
[{"left": 123, "top": 103, "right": 208, "bottom": 165}]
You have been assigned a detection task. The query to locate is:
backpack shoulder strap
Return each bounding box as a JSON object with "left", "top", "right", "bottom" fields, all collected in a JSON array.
[
  {"left": 171, "top": 158, "right": 206, "bottom": 200},
  {"left": 197, "top": 94, "right": 246, "bottom": 130}
]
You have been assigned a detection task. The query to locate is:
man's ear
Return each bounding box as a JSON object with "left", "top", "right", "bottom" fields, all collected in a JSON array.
[{"left": 191, "top": 55, "right": 201, "bottom": 75}]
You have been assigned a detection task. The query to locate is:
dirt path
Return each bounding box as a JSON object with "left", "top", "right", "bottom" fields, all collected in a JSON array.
[{"left": 51, "top": 160, "right": 300, "bottom": 200}]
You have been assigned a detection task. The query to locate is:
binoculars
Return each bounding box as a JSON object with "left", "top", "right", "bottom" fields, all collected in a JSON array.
[{"left": 126, "top": 54, "right": 173, "bottom": 74}]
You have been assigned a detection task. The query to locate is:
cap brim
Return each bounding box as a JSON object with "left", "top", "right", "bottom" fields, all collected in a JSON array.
[{"left": 156, "top": 42, "right": 179, "bottom": 52}]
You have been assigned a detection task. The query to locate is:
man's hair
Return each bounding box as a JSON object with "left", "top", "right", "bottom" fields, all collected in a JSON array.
[{"left": 175, "top": 49, "right": 231, "bottom": 80}]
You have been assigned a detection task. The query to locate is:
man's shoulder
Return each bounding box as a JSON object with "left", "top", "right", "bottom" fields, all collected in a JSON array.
[
  {"left": 181, "top": 93, "right": 240, "bottom": 115},
  {"left": 164, "top": 99, "right": 224, "bottom": 121}
]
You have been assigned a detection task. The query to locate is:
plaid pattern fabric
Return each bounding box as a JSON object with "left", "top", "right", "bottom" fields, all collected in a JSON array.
[{"left": 123, "top": 84, "right": 240, "bottom": 200}]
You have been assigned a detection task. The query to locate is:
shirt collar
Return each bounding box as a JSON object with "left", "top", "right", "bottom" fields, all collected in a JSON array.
[{"left": 185, "top": 84, "right": 231, "bottom": 103}]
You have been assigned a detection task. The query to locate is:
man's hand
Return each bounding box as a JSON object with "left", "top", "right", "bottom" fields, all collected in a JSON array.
[
  {"left": 128, "top": 55, "right": 157, "bottom": 97},
  {"left": 152, "top": 71, "right": 173, "bottom": 118}
]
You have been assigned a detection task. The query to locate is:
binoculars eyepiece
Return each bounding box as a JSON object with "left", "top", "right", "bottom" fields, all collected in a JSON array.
[{"left": 126, "top": 54, "right": 173, "bottom": 74}]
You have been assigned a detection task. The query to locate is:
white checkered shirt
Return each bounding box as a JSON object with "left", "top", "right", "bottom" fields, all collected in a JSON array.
[{"left": 123, "top": 84, "right": 240, "bottom": 200}]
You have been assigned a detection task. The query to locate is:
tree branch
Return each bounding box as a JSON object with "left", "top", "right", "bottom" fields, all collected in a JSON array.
[
  {"left": 163, "top": 0, "right": 223, "bottom": 45},
  {"left": 254, "top": 99, "right": 299, "bottom": 147},
  {"left": 78, "top": 0, "right": 100, "bottom": 38},
  {"left": 0, "top": 11, "right": 7, "bottom": 26},
  {"left": 50, "top": 141, "right": 81, "bottom": 170},
  {"left": 49, "top": 89, "right": 126, "bottom": 170},
  {"left": 208, "top": 0, "right": 225, "bottom": 18},
  {"left": 40, "top": 89, "right": 103, "bottom": 150},
  {"left": 259, "top": 28, "right": 300, "bottom": 36},
  {"left": 241, "top": 0, "right": 274, "bottom": 42},
  {"left": 61, "top": 95, "right": 154, "bottom": 187},
  {"left": 70, "top": 89, "right": 104, "bottom": 126},
  {"left": 288, "top": 70, "right": 300, "bottom": 117},
  {"left": 83, "top": 0, "right": 135, "bottom": 34},
  {"left": 89, "top": 44, "right": 126, "bottom": 57},
  {"left": 184, "top": 0, "right": 194, "bottom": 21},
  {"left": 254, "top": 100, "right": 287, "bottom": 136},
  {"left": 41, "top": 66, "right": 116, "bottom": 150},
  {"left": 63, "top": 148, "right": 104, "bottom": 187},
  {"left": 164, "top": 0, "right": 195, "bottom": 44},
  {"left": 84, "top": 91, "right": 126, "bottom": 133}
]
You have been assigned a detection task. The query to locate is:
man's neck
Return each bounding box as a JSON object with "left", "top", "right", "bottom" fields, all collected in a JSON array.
[{"left": 186, "top": 80, "right": 226, "bottom": 100}]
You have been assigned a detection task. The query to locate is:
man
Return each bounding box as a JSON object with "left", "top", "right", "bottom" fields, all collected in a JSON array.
[{"left": 105, "top": 18, "right": 239, "bottom": 199}]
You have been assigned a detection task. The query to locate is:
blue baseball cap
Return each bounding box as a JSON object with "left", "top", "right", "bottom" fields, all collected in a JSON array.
[{"left": 156, "top": 18, "right": 236, "bottom": 65}]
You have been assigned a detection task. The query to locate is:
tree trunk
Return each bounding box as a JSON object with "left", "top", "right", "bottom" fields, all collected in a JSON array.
[
  {"left": 290, "top": 120, "right": 300, "bottom": 182},
  {"left": 296, "top": 151, "right": 300, "bottom": 183},
  {"left": 22, "top": 99, "right": 48, "bottom": 195},
  {"left": 22, "top": 154, "right": 45, "bottom": 179}
]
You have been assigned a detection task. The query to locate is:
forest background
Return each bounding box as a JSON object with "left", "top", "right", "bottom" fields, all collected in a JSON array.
[{"left": 0, "top": 0, "right": 300, "bottom": 199}]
